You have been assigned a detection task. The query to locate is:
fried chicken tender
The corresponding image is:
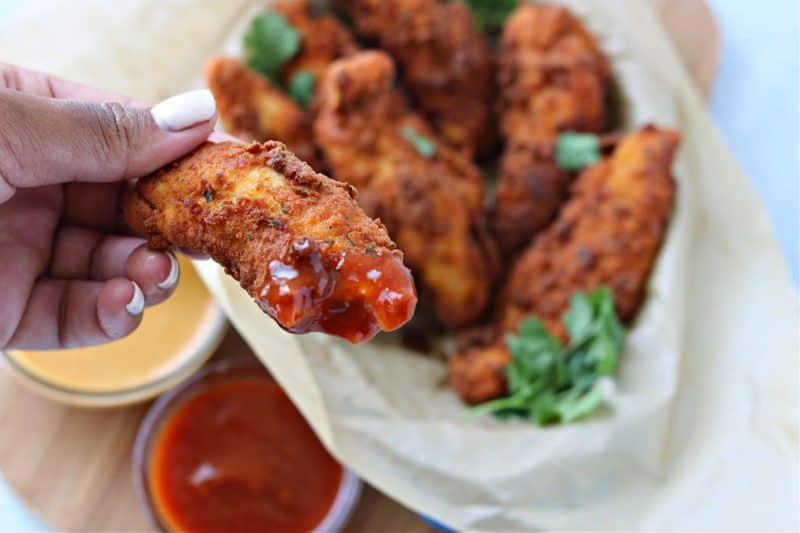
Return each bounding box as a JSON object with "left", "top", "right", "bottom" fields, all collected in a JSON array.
[
  {"left": 206, "top": 4, "right": 357, "bottom": 170},
  {"left": 450, "top": 126, "right": 680, "bottom": 403},
  {"left": 313, "top": 51, "right": 500, "bottom": 328},
  {"left": 336, "top": 0, "right": 494, "bottom": 157},
  {"left": 123, "top": 141, "right": 417, "bottom": 343},
  {"left": 273, "top": 0, "right": 358, "bottom": 85},
  {"left": 493, "top": 4, "right": 611, "bottom": 255},
  {"left": 205, "top": 57, "right": 318, "bottom": 166}
]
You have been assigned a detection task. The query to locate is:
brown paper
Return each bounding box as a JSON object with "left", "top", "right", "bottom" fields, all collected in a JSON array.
[{"left": 2, "top": 0, "right": 797, "bottom": 529}]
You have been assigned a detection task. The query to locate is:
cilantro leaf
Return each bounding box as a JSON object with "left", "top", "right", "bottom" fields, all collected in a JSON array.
[
  {"left": 243, "top": 12, "right": 300, "bottom": 83},
  {"left": 472, "top": 287, "right": 627, "bottom": 425},
  {"left": 465, "top": 0, "right": 519, "bottom": 33},
  {"left": 288, "top": 70, "right": 315, "bottom": 109},
  {"left": 556, "top": 132, "right": 601, "bottom": 170},
  {"left": 401, "top": 126, "right": 437, "bottom": 157}
]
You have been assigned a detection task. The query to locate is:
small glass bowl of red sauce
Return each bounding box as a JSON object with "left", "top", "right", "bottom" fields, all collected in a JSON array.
[{"left": 133, "top": 358, "right": 361, "bottom": 532}]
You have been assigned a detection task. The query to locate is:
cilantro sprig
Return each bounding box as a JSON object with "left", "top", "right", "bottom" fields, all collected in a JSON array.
[
  {"left": 244, "top": 12, "right": 300, "bottom": 84},
  {"left": 472, "top": 287, "right": 626, "bottom": 425},
  {"left": 401, "top": 126, "right": 437, "bottom": 158},
  {"left": 465, "top": 0, "right": 519, "bottom": 34},
  {"left": 555, "top": 132, "right": 602, "bottom": 170},
  {"left": 243, "top": 13, "right": 321, "bottom": 109}
]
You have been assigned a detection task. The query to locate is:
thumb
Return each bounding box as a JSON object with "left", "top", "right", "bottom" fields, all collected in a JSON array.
[{"left": 0, "top": 88, "right": 216, "bottom": 202}]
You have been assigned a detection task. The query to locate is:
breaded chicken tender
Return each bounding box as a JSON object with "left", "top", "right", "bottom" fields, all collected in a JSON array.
[
  {"left": 450, "top": 126, "right": 679, "bottom": 403},
  {"left": 336, "top": 0, "right": 494, "bottom": 157},
  {"left": 493, "top": 4, "right": 610, "bottom": 255},
  {"left": 205, "top": 57, "right": 318, "bottom": 166},
  {"left": 314, "top": 51, "right": 500, "bottom": 328},
  {"left": 123, "top": 141, "right": 417, "bottom": 343},
  {"left": 273, "top": 0, "right": 358, "bottom": 86},
  {"left": 206, "top": 4, "right": 356, "bottom": 170}
]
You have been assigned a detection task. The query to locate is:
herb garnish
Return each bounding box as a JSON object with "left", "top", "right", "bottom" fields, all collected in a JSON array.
[
  {"left": 244, "top": 12, "right": 300, "bottom": 83},
  {"left": 288, "top": 71, "right": 316, "bottom": 109},
  {"left": 472, "top": 287, "right": 626, "bottom": 425},
  {"left": 555, "top": 132, "right": 602, "bottom": 170},
  {"left": 465, "top": 0, "right": 519, "bottom": 34},
  {"left": 365, "top": 242, "right": 377, "bottom": 255},
  {"left": 202, "top": 189, "right": 214, "bottom": 202},
  {"left": 401, "top": 126, "right": 437, "bottom": 158}
]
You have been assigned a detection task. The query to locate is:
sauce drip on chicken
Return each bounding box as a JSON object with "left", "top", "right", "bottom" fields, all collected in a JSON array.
[{"left": 258, "top": 238, "right": 416, "bottom": 342}]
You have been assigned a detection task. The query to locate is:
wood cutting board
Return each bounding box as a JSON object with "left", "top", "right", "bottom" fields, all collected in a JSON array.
[{"left": 0, "top": 1, "right": 718, "bottom": 530}]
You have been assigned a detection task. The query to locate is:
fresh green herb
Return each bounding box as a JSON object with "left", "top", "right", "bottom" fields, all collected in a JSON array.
[
  {"left": 203, "top": 189, "right": 214, "bottom": 202},
  {"left": 465, "top": 0, "right": 519, "bottom": 33},
  {"left": 246, "top": 232, "right": 255, "bottom": 241},
  {"left": 556, "top": 132, "right": 601, "bottom": 170},
  {"left": 401, "top": 126, "right": 437, "bottom": 158},
  {"left": 365, "top": 242, "right": 377, "bottom": 255},
  {"left": 243, "top": 12, "right": 300, "bottom": 83},
  {"left": 288, "top": 70, "right": 316, "bottom": 109},
  {"left": 264, "top": 219, "right": 283, "bottom": 229},
  {"left": 472, "top": 287, "right": 626, "bottom": 425}
]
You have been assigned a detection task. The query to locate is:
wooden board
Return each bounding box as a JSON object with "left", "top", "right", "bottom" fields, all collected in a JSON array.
[{"left": 0, "top": 2, "right": 718, "bottom": 531}]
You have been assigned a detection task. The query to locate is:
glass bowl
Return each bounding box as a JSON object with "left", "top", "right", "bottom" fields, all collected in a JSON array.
[
  {"left": 0, "top": 258, "right": 228, "bottom": 408},
  {"left": 132, "top": 357, "right": 362, "bottom": 532}
]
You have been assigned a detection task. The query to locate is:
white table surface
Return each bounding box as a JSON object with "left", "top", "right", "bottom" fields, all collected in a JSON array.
[{"left": 0, "top": 0, "right": 797, "bottom": 530}]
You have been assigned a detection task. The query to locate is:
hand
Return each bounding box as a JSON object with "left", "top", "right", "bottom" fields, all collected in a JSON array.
[{"left": 0, "top": 64, "right": 217, "bottom": 350}]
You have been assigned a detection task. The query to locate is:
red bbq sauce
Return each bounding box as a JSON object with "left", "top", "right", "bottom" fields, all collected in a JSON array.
[
  {"left": 257, "top": 238, "right": 417, "bottom": 343},
  {"left": 148, "top": 377, "right": 342, "bottom": 533}
]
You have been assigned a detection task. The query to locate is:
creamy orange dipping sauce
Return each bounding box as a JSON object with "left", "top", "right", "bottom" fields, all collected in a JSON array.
[{"left": 7, "top": 258, "right": 219, "bottom": 393}]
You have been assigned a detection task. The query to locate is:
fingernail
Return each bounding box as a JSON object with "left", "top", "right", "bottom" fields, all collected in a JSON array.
[
  {"left": 151, "top": 89, "right": 216, "bottom": 131},
  {"left": 126, "top": 281, "right": 145, "bottom": 315},
  {"left": 157, "top": 253, "right": 180, "bottom": 290}
]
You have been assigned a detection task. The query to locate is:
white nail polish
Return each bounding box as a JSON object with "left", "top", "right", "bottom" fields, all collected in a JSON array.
[
  {"left": 126, "top": 282, "right": 145, "bottom": 315},
  {"left": 151, "top": 89, "right": 216, "bottom": 131},
  {"left": 157, "top": 253, "right": 180, "bottom": 290}
]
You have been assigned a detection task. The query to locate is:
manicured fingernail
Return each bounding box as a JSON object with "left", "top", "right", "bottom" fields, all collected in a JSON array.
[
  {"left": 126, "top": 281, "right": 145, "bottom": 315},
  {"left": 0, "top": 175, "right": 15, "bottom": 204},
  {"left": 151, "top": 89, "right": 216, "bottom": 131},
  {"left": 157, "top": 253, "right": 180, "bottom": 290}
]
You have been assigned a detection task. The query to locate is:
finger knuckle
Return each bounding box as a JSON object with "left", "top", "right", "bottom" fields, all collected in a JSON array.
[
  {"left": 91, "top": 102, "right": 147, "bottom": 176},
  {"left": 0, "top": 91, "right": 27, "bottom": 188}
]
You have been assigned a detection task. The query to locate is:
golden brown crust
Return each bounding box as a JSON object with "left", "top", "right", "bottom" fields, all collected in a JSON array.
[
  {"left": 492, "top": 4, "right": 611, "bottom": 256},
  {"left": 313, "top": 51, "right": 500, "bottom": 328},
  {"left": 497, "top": 4, "right": 609, "bottom": 142},
  {"left": 336, "top": 0, "right": 495, "bottom": 157},
  {"left": 204, "top": 57, "right": 318, "bottom": 166},
  {"left": 449, "top": 126, "right": 680, "bottom": 403},
  {"left": 492, "top": 139, "right": 572, "bottom": 256},
  {"left": 123, "top": 140, "right": 417, "bottom": 342}
]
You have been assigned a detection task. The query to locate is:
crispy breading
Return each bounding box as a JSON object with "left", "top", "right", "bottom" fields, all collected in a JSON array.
[
  {"left": 492, "top": 4, "right": 610, "bottom": 255},
  {"left": 492, "top": 139, "right": 572, "bottom": 256},
  {"left": 313, "top": 51, "right": 500, "bottom": 328},
  {"left": 273, "top": 0, "right": 358, "bottom": 85},
  {"left": 123, "top": 141, "right": 417, "bottom": 343},
  {"left": 204, "top": 57, "right": 318, "bottom": 166},
  {"left": 336, "top": 0, "right": 494, "bottom": 157},
  {"left": 449, "top": 126, "right": 680, "bottom": 403}
]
